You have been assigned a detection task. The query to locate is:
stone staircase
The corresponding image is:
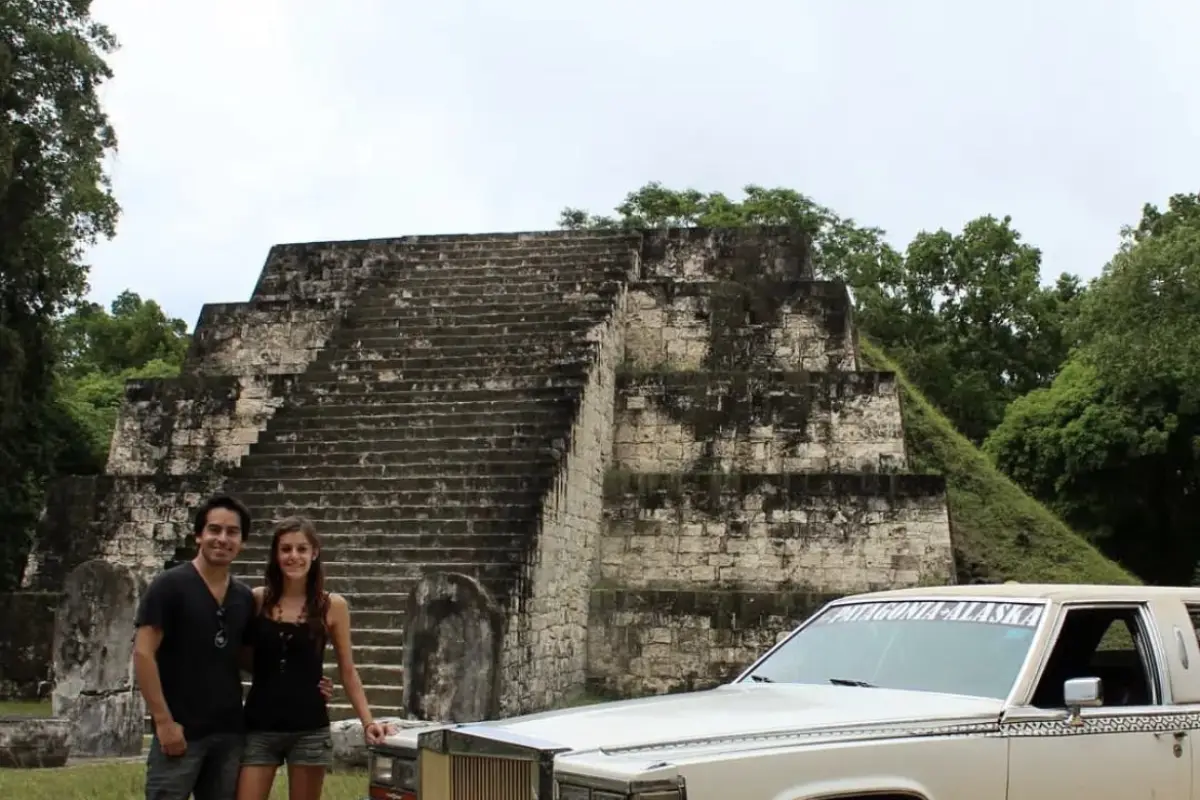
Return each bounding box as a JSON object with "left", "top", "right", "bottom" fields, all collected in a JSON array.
[{"left": 227, "top": 232, "right": 636, "bottom": 720}]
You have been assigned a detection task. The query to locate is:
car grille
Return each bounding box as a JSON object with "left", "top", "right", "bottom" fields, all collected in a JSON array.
[{"left": 418, "top": 749, "right": 534, "bottom": 800}]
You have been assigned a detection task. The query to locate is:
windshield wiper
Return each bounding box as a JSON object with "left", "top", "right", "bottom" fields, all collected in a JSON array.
[
  {"left": 829, "top": 677, "right": 875, "bottom": 688},
  {"left": 746, "top": 674, "right": 775, "bottom": 683}
]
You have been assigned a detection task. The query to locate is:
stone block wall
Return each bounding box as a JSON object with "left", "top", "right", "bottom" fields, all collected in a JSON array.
[
  {"left": 498, "top": 289, "right": 626, "bottom": 715},
  {"left": 613, "top": 370, "right": 907, "bottom": 475},
  {"left": 105, "top": 375, "right": 297, "bottom": 476},
  {"left": 624, "top": 280, "right": 856, "bottom": 373},
  {"left": 588, "top": 473, "right": 952, "bottom": 696},
  {"left": 585, "top": 227, "right": 955, "bottom": 699}
]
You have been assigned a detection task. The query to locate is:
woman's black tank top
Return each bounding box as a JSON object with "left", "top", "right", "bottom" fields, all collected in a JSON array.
[{"left": 243, "top": 605, "right": 330, "bottom": 732}]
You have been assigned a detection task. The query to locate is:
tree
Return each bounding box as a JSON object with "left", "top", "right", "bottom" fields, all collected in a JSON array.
[
  {"left": 57, "top": 290, "right": 189, "bottom": 378},
  {"left": 54, "top": 291, "right": 190, "bottom": 469},
  {"left": 984, "top": 194, "right": 1200, "bottom": 584},
  {"left": 561, "top": 183, "right": 1080, "bottom": 442},
  {"left": 0, "top": 0, "right": 119, "bottom": 589}
]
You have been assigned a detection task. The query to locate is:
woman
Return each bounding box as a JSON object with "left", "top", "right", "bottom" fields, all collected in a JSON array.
[{"left": 236, "top": 515, "right": 390, "bottom": 800}]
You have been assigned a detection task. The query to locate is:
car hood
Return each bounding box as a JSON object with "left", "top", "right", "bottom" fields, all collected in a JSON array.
[{"left": 445, "top": 683, "right": 1005, "bottom": 755}]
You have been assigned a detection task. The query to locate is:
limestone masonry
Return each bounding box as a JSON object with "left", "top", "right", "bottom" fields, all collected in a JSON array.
[{"left": 16, "top": 227, "right": 955, "bottom": 719}]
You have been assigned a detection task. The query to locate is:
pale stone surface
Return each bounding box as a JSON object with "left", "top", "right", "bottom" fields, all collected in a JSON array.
[
  {"left": 403, "top": 572, "right": 502, "bottom": 722},
  {"left": 498, "top": 291, "right": 625, "bottom": 715},
  {"left": 0, "top": 717, "right": 71, "bottom": 768},
  {"left": 330, "top": 716, "right": 421, "bottom": 768},
  {"left": 52, "top": 559, "right": 145, "bottom": 758}
]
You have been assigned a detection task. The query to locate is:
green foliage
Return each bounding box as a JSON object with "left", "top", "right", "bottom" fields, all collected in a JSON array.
[
  {"left": 56, "top": 290, "right": 189, "bottom": 378},
  {"left": 985, "top": 194, "right": 1200, "bottom": 585},
  {"left": 561, "top": 182, "right": 1080, "bottom": 443},
  {"left": 54, "top": 292, "right": 190, "bottom": 470},
  {"left": 0, "top": 0, "right": 120, "bottom": 590},
  {"left": 859, "top": 339, "right": 1137, "bottom": 586}
]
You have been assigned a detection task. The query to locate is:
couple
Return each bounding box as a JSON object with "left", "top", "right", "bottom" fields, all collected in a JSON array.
[{"left": 132, "top": 494, "right": 392, "bottom": 800}]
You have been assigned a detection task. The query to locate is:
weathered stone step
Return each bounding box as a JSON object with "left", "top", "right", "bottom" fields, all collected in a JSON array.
[
  {"left": 276, "top": 396, "right": 572, "bottom": 420},
  {"left": 324, "top": 349, "right": 598, "bottom": 375},
  {"left": 244, "top": 526, "right": 526, "bottom": 546},
  {"left": 288, "top": 384, "right": 579, "bottom": 406},
  {"left": 343, "top": 303, "right": 611, "bottom": 325},
  {"left": 404, "top": 237, "right": 631, "bottom": 255},
  {"left": 348, "top": 293, "right": 619, "bottom": 319},
  {"left": 401, "top": 251, "right": 628, "bottom": 269},
  {"left": 262, "top": 408, "right": 569, "bottom": 432},
  {"left": 237, "top": 492, "right": 544, "bottom": 517},
  {"left": 235, "top": 472, "right": 543, "bottom": 492},
  {"left": 249, "top": 435, "right": 559, "bottom": 457},
  {"left": 239, "top": 544, "right": 522, "bottom": 567},
  {"left": 364, "top": 264, "right": 627, "bottom": 289},
  {"left": 322, "top": 663, "right": 405, "bottom": 687},
  {"left": 258, "top": 422, "right": 563, "bottom": 444},
  {"left": 364, "top": 288, "right": 619, "bottom": 312},
  {"left": 306, "top": 570, "right": 516, "bottom": 595},
  {"left": 331, "top": 690, "right": 404, "bottom": 714},
  {"left": 239, "top": 455, "right": 559, "bottom": 475},
  {"left": 329, "top": 330, "right": 602, "bottom": 355},
  {"left": 294, "top": 373, "right": 587, "bottom": 396},
  {"left": 236, "top": 504, "right": 541, "bottom": 523},
  {"left": 322, "top": 343, "right": 596, "bottom": 366}
]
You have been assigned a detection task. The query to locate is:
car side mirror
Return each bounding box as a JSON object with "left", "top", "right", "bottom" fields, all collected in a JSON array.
[{"left": 1064, "top": 677, "right": 1103, "bottom": 722}]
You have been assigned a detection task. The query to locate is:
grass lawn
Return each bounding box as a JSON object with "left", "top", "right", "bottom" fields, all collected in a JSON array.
[
  {"left": 0, "top": 761, "right": 369, "bottom": 799},
  {"left": 0, "top": 698, "right": 370, "bottom": 797},
  {"left": 859, "top": 337, "right": 1138, "bottom": 585},
  {"left": 0, "top": 699, "right": 51, "bottom": 717}
]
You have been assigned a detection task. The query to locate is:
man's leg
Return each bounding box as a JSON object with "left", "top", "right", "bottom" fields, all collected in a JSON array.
[
  {"left": 192, "top": 732, "right": 246, "bottom": 800},
  {"left": 145, "top": 734, "right": 208, "bottom": 800}
]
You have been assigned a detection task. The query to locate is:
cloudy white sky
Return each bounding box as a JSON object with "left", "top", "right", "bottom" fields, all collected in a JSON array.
[{"left": 85, "top": 0, "right": 1200, "bottom": 329}]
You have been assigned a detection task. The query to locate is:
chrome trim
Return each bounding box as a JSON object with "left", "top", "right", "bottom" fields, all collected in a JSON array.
[
  {"left": 600, "top": 715, "right": 1002, "bottom": 756},
  {"left": 418, "top": 726, "right": 568, "bottom": 800}
]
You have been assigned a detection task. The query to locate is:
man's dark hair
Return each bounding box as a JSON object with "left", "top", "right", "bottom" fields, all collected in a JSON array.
[{"left": 193, "top": 493, "right": 252, "bottom": 540}]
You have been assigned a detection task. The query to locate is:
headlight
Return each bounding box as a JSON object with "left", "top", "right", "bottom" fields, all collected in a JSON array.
[{"left": 369, "top": 751, "right": 417, "bottom": 791}]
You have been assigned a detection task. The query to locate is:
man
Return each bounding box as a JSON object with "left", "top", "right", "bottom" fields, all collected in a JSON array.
[{"left": 133, "top": 494, "right": 332, "bottom": 800}]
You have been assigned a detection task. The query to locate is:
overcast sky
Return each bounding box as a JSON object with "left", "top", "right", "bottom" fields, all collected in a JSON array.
[{"left": 84, "top": 0, "right": 1200, "bottom": 329}]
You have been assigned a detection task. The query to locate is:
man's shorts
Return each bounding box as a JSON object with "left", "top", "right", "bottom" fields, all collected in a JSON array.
[
  {"left": 145, "top": 731, "right": 244, "bottom": 800},
  {"left": 241, "top": 728, "right": 334, "bottom": 768}
]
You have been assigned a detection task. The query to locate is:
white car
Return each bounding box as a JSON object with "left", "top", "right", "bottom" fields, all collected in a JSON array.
[{"left": 365, "top": 583, "right": 1200, "bottom": 800}]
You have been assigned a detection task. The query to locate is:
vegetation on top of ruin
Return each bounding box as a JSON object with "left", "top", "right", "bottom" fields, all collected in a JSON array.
[{"left": 858, "top": 337, "right": 1137, "bottom": 586}]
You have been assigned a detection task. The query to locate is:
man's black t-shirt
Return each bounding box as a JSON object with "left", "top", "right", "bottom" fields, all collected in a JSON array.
[{"left": 134, "top": 562, "right": 255, "bottom": 740}]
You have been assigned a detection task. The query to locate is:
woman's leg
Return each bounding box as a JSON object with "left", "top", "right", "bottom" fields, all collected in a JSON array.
[
  {"left": 236, "top": 733, "right": 284, "bottom": 800},
  {"left": 283, "top": 729, "right": 333, "bottom": 800},
  {"left": 236, "top": 766, "right": 279, "bottom": 800},
  {"left": 285, "top": 764, "right": 327, "bottom": 800}
]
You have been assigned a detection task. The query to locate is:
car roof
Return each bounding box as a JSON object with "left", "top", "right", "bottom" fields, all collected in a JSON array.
[{"left": 834, "top": 583, "right": 1200, "bottom": 604}]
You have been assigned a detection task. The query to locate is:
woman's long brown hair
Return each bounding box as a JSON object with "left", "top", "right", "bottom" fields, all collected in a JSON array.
[{"left": 262, "top": 515, "right": 329, "bottom": 648}]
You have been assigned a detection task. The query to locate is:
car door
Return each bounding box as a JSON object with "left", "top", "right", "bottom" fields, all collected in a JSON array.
[{"left": 1001, "top": 602, "right": 1192, "bottom": 800}]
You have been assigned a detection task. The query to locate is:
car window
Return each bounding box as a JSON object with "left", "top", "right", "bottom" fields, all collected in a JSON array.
[{"left": 743, "top": 599, "right": 1045, "bottom": 700}]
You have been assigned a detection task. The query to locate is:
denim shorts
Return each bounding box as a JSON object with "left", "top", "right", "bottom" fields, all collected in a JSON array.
[
  {"left": 145, "top": 732, "right": 244, "bottom": 800},
  {"left": 241, "top": 728, "right": 333, "bottom": 768}
]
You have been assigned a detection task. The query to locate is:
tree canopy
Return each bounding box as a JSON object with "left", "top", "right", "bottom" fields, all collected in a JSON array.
[
  {"left": 0, "top": 0, "right": 120, "bottom": 589},
  {"left": 562, "top": 182, "right": 1081, "bottom": 442},
  {"left": 985, "top": 193, "right": 1200, "bottom": 584}
]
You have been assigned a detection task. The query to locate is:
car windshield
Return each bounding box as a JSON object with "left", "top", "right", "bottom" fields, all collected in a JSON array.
[{"left": 741, "top": 598, "right": 1046, "bottom": 700}]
